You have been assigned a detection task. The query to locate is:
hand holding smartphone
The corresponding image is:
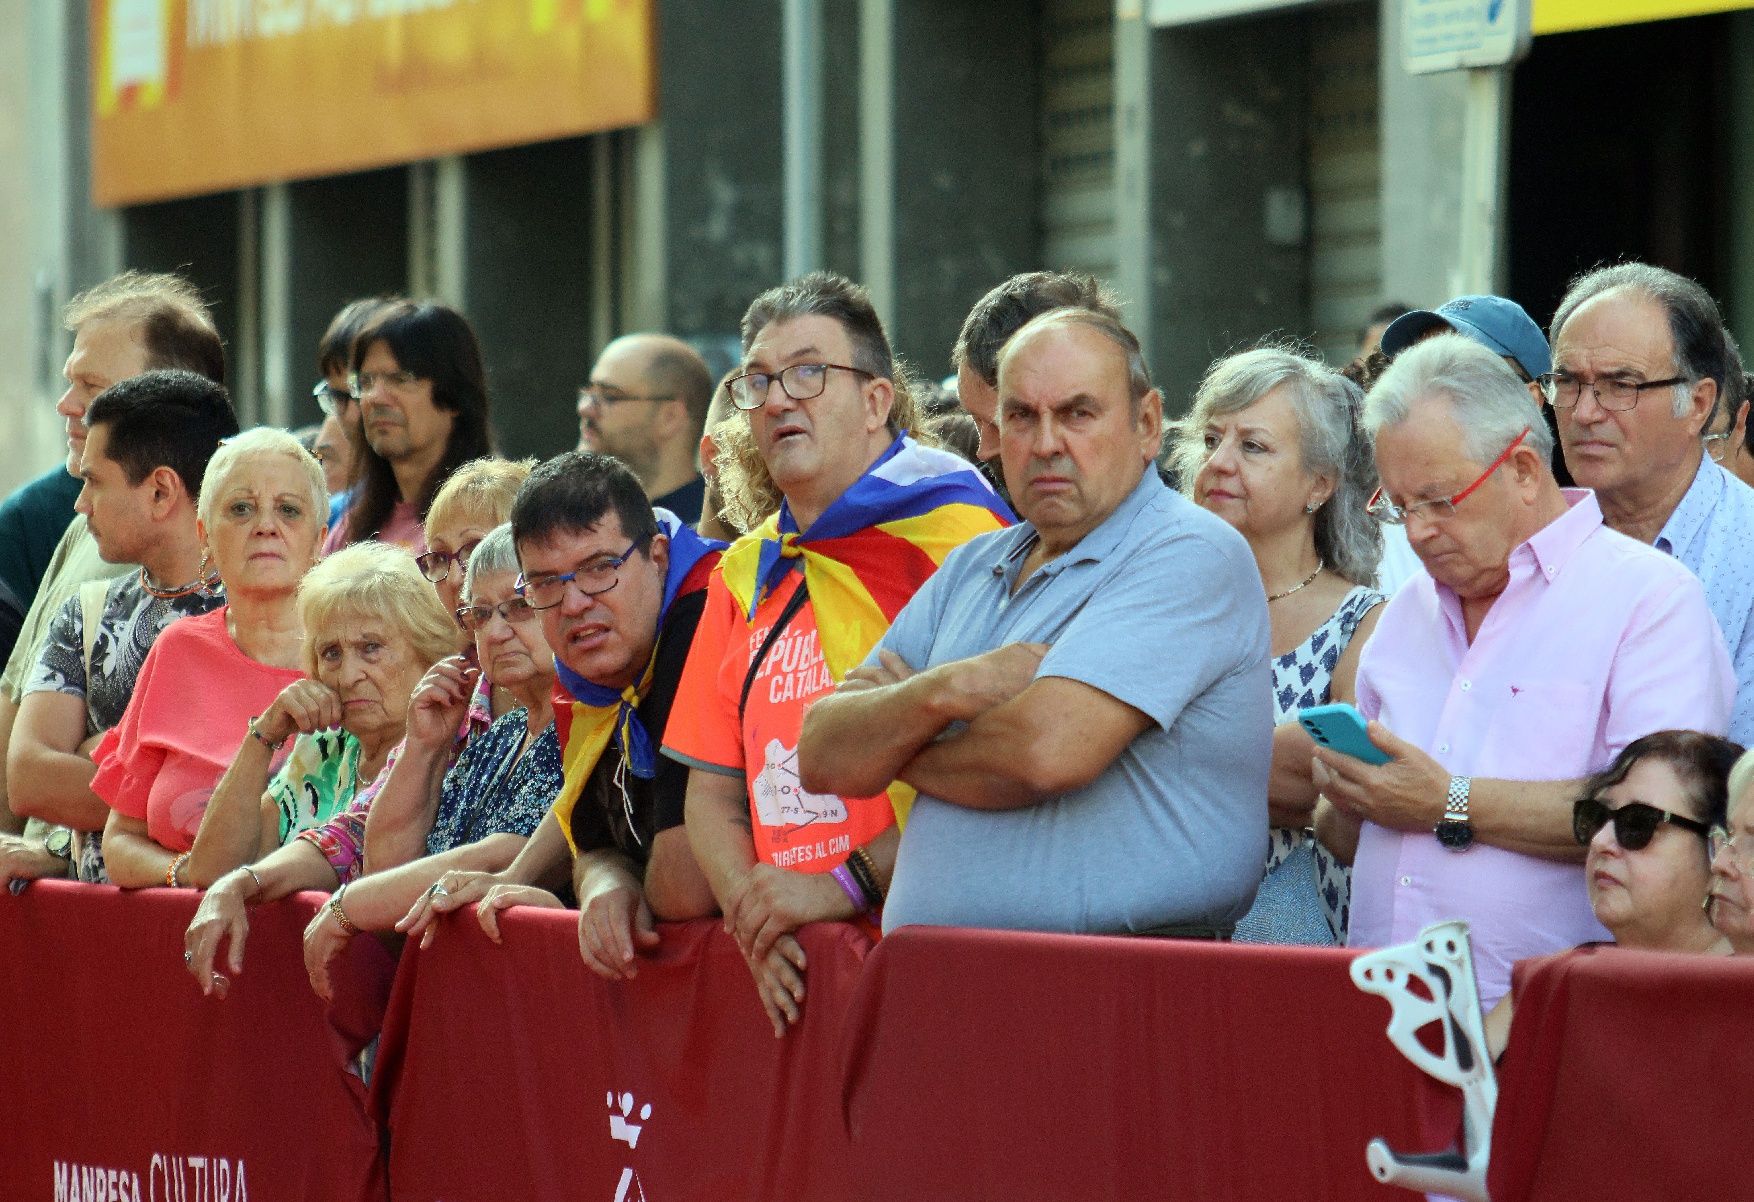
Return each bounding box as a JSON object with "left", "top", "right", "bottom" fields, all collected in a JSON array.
[{"left": 1298, "top": 702, "right": 1390, "bottom": 765}]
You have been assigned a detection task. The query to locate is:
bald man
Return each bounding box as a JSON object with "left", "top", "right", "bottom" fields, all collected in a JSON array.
[{"left": 577, "top": 334, "right": 714, "bottom": 523}]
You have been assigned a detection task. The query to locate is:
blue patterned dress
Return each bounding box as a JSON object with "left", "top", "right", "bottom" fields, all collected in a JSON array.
[{"left": 1233, "top": 585, "right": 1384, "bottom": 945}]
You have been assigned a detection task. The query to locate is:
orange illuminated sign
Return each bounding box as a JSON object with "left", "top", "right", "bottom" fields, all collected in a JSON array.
[{"left": 91, "top": 0, "right": 655, "bottom": 207}]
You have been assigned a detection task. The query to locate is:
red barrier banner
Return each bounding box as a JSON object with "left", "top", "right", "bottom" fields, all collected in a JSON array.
[
  {"left": 839, "top": 927, "right": 1457, "bottom": 1202},
  {"left": 373, "top": 914, "right": 873, "bottom": 1202},
  {"left": 1488, "top": 945, "right": 1754, "bottom": 1201},
  {"left": 0, "top": 881, "right": 393, "bottom": 1202}
]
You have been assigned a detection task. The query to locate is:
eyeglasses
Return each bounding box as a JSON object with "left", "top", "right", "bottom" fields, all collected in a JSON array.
[
  {"left": 578, "top": 386, "right": 675, "bottom": 409},
  {"left": 725, "top": 363, "right": 874, "bottom": 411},
  {"left": 1365, "top": 426, "right": 1530, "bottom": 526},
  {"left": 415, "top": 541, "right": 482, "bottom": 584},
  {"left": 311, "top": 380, "right": 355, "bottom": 417},
  {"left": 1573, "top": 796, "right": 1711, "bottom": 850},
  {"left": 515, "top": 534, "right": 650, "bottom": 609},
  {"left": 1537, "top": 372, "right": 1689, "bottom": 412},
  {"left": 455, "top": 596, "right": 538, "bottom": 632},
  {"left": 349, "top": 369, "right": 424, "bottom": 396},
  {"left": 1709, "top": 826, "right": 1754, "bottom": 875}
]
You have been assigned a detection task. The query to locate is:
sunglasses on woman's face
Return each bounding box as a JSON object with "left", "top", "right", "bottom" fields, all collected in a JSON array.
[{"left": 1572, "top": 797, "right": 1711, "bottom": 851}]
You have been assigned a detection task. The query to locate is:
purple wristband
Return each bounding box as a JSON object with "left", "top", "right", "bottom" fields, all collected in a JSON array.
[{"left": 831, "top": 864, "right": 869, "bottom": 913}]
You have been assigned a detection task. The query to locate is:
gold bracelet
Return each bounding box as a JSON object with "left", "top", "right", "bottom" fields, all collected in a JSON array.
[
  {"left": 240, "top": 864, "right": 265, "bottom": 899},
  {"left": 328, "top": 884, "right": 360, "bottom": 934}
]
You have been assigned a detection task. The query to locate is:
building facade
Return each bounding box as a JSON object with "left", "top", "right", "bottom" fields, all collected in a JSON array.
[{"left": 2, "top": 0, "right": 1751, "bottom": 492}]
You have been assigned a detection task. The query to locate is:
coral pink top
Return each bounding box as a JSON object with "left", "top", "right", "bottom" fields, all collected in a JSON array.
[{"left": 92, "top": 606, "right": 306, "bottom": 852}]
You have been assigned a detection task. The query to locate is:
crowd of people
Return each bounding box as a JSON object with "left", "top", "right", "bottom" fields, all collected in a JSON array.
[{"left": 2, "top": 258, "right": 1753, "bottom": 1048}]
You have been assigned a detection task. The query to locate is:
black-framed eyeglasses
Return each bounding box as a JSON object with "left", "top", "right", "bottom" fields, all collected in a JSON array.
[
  {"left": 578, "top": 386, "right": 676, "bottom": 409},
  {"left": 350, "top": 368, "right": 424, "bottom": 397},
  {"left": 312, "top": 380, "right": 355, "bottom": 418},
  {"left": 415, "top": 540, "right": 483, "bottom": 584},
  {"left": 1573, "top": 796, "right": 1711, "bottom": 850},
  {"left": 515, "top": 534, "right": 651, "bottom": 610},
  {"left": 455, "top": 596, "right": 538, "bottom": 632},
  {"left": 725, "top": 363, "right": 874, "bottom": 411},
  {"left": 1537, "top": 372, "right": 1690, "bottom": 412},
  {"left": 1365, "top": 427, "right": 1529, "bottom": 526}
]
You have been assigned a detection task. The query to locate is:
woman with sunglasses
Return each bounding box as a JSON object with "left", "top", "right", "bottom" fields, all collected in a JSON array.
[
  {"left": 1486, "top": 729, "right": 1740, "bottom": 1057},
  {"left": 1707, "top": 748, "right": 1754, "bottom": 951}
]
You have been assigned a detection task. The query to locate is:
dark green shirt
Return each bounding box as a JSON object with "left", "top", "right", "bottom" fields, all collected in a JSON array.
[{"left": 0, "top": 467, "right": 82, "bottom": 612}]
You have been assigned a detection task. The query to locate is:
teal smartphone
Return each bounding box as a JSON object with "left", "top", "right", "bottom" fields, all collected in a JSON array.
[{"left": 1298, "top": 702, "right": 1389, "bottom": 766}]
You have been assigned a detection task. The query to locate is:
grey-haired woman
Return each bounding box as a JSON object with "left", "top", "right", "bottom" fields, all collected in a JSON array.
[{"left": 1175, "top": 345, "right": 1385, "bottom": 944}]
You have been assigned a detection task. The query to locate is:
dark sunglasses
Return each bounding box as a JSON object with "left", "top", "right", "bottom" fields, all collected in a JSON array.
[{"left": 1572, "top": 797, "right": 1711, "bottom": 851}]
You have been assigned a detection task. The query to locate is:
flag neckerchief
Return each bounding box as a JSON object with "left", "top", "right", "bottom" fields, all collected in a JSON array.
[
  {"left": 718, "top": 433, "right": 1011, "bottom": 826},
  {"left": 548, "top": 510, "right": 723, "bottom": 854}
]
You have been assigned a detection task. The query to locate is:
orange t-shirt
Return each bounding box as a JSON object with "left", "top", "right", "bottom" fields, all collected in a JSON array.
[{"left": 664, "top": 569, "right": 894, "bottom": 873}]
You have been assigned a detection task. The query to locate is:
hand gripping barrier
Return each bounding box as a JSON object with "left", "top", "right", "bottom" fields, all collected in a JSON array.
[{"left": 1350, "top": 920, "right": 1497, "bottom": 1202}]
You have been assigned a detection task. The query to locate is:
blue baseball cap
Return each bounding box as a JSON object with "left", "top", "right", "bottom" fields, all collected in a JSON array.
[{"left": 1379, "top": 295, "right": 1552, "bottom": 382}]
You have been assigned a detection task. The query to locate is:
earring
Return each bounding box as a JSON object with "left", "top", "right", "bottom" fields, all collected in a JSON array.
[{"left": 1305, "top": 502, "right": 1320, "bottom": 514}]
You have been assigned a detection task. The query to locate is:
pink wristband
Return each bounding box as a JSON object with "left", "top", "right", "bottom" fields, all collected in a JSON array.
[{"left": 831, "top": 864, "right": 869, "bottom": 913}]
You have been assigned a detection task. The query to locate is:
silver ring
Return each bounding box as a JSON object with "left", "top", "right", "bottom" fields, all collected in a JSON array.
[
  {"left": 183, "top": 950, "right": 193, "bottom": 965},
  {"left": 430, "top": 882, "right": 449, "bottom": 900}
]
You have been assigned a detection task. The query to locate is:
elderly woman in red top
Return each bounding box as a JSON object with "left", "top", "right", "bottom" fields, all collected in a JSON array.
[{"left": 96, "top": 429, "right": 324, "bottom": 884}]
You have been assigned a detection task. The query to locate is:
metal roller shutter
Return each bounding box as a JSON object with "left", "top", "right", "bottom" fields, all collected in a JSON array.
[
  {"left": 1041, "top": 0, "right": 1116, "bottom": 280},
  {"left": 1307, "top": 3, "right": 1381, "bottom": 365}
]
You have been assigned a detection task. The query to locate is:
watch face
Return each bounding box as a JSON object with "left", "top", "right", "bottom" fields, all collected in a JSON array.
[
  {"left": 44, "top": 828, "right": 73, "bottom": 858},
  {"left": 1435, "top": 820, "right": 1474, "bottom": 851}
]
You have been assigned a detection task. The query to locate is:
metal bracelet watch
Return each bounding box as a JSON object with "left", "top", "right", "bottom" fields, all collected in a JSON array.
[{"left": 1434, "top": 775, "right": 1474, "bottom": 851}]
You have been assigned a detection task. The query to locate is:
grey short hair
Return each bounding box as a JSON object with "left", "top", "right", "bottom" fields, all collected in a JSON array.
[
  {"left": 1173, "top": 345, "right": 1382, "bottom": 586},
  {"left": 198, "top": 426, "right": 328, "bottom": 529},
  {"left": 1551, "top": 262, "right": 1741, "bottom": 422},
  {"left": 462, "top": 523, "right": 520, "bottom": 602},
  {"left": 1365, "top": 336, "right": 1555, "bottom": 466}
]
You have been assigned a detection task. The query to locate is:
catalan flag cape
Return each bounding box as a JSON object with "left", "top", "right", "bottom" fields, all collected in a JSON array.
[
  {"left": 549, "top": 510, "right": 723, "bottom": 855},
  {"left": 719, "top": 433, "right": 1013, "bottom": 827}
]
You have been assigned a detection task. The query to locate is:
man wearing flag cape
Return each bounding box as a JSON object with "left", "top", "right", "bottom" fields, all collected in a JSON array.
[
  {"left": 799, "top": 308, "right": 1272, "bottom": 938},
  {"left": 400, "top": 452, "right": 724, "bottom": 980},
  {"left": 663, "top": 273, "right": 1011, "bottom": 1035}
]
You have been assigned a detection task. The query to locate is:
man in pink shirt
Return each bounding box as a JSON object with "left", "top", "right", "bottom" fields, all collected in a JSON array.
[{"left": 1314, "top": 336, "right": 1733, "bottom": 1006}]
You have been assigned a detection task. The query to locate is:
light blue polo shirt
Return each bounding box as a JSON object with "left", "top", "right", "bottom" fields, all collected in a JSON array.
[
  {"left": 1656, "top": 455, "right": 1754, "bottom": 746},
  {"left": 874, "top": 469, "right": 1272, "bottom": 934}
]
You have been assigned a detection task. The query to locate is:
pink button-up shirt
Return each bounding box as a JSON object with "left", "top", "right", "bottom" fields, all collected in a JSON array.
[{"left": 1350, "top": 490, "right": 1733, "bottom": 1006}]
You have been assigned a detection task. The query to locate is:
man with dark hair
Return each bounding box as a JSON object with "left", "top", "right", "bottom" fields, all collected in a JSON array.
[
  {"left": 577, "top": 334, "right": 715, "bottom": 524},
  {"left": 1546, "top": 262, "right": 1754, "bottom": 744},
  {"left": 0, "top": 271, "right": 223, "bottom": 855},
  {"left": 952, "top": 271, "right": 1122, "bottom": 471},
  {"left": 1357, "top": 301, "right": 1413, "bottom": 359},
  {"left": 5, "top": 371, "right": 238, "bottom": 884},
  {"left": 326, "top": 300, "right": 495, "bottom": 554},
  {"left": 664, "top": 271, "right": 1009, "bottom": 1035},
  {"left": 407, "top": 451, "right": 723, "bottom": 980},
  {"left": 801, "top": 307, "right": 1271, "bottom": 937}
]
